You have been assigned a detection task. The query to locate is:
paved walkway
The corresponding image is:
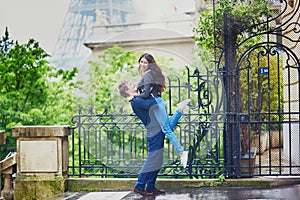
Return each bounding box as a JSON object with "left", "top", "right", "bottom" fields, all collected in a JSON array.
[
  {"left": 66, "top": 191, "right": 130, "bottom": 200},
  {"left": 49, "top": 184, "right": 300, "bottom": 200}
]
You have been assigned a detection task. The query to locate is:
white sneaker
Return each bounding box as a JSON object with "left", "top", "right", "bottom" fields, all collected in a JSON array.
[
  {"left": 177, "top": 99, "right": 191, "bottom": 111},
  {"left": 180, "top": 151, "right": 188, "bottom": 168}
]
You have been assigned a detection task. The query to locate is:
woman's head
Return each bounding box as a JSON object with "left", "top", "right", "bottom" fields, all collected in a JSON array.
[
  {"left": 138, "top": 53, "right": 154, "bottom": 74},
  {"left": 138, "top": 53, "right": 166, "bottom": 92}
]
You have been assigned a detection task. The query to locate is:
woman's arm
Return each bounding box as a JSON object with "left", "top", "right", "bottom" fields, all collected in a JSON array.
[
  {"left": 132, "top": 71, "right": 154, "bottom": 99},
  {"left": 133, "top": 83, "right": 152, "bottom": 99}
]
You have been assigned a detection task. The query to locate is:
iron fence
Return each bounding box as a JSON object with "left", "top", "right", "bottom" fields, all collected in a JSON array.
[
  {"left": 68, "top": 66, "right": 226, "bottom": 178},
  {"left": 68, "top": 0, "right": 300, "bottom": 178}
]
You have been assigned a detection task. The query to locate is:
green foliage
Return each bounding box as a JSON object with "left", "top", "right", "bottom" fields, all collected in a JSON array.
[
  {"left": 194, "top": 0, "right": 272, "bottom": 56},
  {"left": 194, "top": 10, "right": 215, "bottom": 52},
  {"left": 0, "top": 28, "right": 79, "bottom": 159},
  {"left": 0, "top": 39, "right": 50, "bottom": 114},
  {"left": 239, "top": 50, "right": 284, "bottom": 132},
  {"left": 218, "top": 174, "right": 226, "bottom": 182}
]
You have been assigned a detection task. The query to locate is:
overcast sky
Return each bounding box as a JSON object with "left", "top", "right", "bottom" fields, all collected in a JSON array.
[
  {"left": 0, "top": 0, "right": 194, "bottom": 55},
  {"left": 0, "top": 0, "right": 70, "bottom": 54}
]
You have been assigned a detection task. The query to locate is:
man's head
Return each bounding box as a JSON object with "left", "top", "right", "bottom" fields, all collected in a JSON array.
[
  {"left": 118, "top": 80, "right": 135, "bottom": 98},
  {"left": 118, "top": 81, "right": 130, "bottom": 98}
]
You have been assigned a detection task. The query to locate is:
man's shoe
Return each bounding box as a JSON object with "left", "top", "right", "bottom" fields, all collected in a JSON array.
[
  {"left": 177, "top": 99, "right": 191, "bottom": 112},
  {"left": 180, "top": 151, "right": 188, "bottom": 168},
  {"left": 146, "top": 188, "right": 166, "bottom": 194},
  {"left": 133, "top": 188, "right": 153, "bottom": 196}
]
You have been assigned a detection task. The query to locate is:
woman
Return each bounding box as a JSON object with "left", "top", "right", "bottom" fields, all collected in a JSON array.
[
  {"left": 129, "top": 53, "right": 189, "bottom": 156},
  {"left": 123, "top": 53, "right": 189, "bottom": 196}
]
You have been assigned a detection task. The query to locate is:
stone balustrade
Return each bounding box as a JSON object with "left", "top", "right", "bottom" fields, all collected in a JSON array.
[
  {"left": 0, "top": 152, "right": 17, "bottom": 200},
  {"left": 0, "top": 130, "right": 5, "bottom": 145},
  {"left": 1, "top": 130, "right": 16, "bottom": 200}
]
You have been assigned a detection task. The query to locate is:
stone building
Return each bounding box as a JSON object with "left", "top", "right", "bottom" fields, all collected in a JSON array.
[{"left": 84, "top": 0, "right": 198, "bottom": 69}]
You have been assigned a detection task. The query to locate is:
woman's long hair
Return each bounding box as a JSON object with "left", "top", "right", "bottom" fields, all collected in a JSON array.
[{"left": 138, "top": 53, "right": 166, "bottom": 92}]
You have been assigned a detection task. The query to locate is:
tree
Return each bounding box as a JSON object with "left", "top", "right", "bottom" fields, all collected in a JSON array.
[
  {"left": 0, "top": 27, "right": 15, "bottom": 56},
  {"left": 0, "top": 28, "right": 79, "bottom": 160}
]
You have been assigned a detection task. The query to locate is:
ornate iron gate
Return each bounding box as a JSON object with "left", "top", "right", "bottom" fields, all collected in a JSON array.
[
  {"left": 220, "top": 0, "right": 300, "bottom": 177},
  {"left": 68, "top": 0, "right": 300, "bottom": 178}
]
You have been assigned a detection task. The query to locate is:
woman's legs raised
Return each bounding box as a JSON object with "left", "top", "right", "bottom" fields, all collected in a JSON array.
[{"left": 153, "top": 97, "right": 184, "bottom": 154}]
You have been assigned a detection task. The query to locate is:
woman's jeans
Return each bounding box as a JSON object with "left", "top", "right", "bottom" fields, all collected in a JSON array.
[
  {"left": 131, "top": 96, "right": 182, "bottom": 190},
  {"left": 153, "top": 97, "right": 183, "bottom": 154}
]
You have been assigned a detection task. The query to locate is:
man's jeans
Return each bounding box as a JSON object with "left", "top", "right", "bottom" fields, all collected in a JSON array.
[{"left": 131, "top": 96, "right": 182, "bottom": 190}]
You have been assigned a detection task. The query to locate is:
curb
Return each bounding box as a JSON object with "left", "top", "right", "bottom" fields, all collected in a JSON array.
[{"left": 66, "top": 177, "right": 300, "bottom": 192}]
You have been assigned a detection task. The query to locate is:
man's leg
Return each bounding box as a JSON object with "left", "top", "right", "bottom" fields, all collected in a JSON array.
[
  {"left": 131, "top": 96, "right": 165, "bottom": 194},
  {"left": 134, "top": 130, "right": 164, "bottom": 193},
  {"left": 144, "top": 130, "right": 165, "bottom": 192}
]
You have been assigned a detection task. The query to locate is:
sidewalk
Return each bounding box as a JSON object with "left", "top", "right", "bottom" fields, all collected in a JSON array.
[
  {"left": 49, "top": 184, "right": 300, "bottom": 200},
  {"left": 46, "top": 176, "right": 300, "bottom": 200}
]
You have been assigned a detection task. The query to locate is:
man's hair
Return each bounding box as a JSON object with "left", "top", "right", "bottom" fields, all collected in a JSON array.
[{"left": 118, "top": 81, "right": 130, "bottom": 98}]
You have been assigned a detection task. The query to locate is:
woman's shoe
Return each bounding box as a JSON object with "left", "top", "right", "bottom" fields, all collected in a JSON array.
[
  {"left": 133, "top": 188, "right": 153, "bottom": 196},
  {"left": 177, "top": 99, "right": 191, "bottom": 112},
  {"left": 180, "top": 151, "right": 188, "bottom": 168}
]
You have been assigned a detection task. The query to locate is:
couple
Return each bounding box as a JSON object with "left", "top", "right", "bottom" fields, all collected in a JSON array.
[{"left": 118, "top": 53, "right": 190, "bottom": 196}]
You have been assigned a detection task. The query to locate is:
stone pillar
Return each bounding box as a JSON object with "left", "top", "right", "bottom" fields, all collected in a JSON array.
[
  {"left": 282, "top": 1, "right": 300, "bottom": 165},
  {"left": 12, "top": 126, "right": 71, "bottom": 200}
]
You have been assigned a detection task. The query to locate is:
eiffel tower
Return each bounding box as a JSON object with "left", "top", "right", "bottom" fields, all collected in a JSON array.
[{"left": 50, "top": 0, "right": 133, "bottom": 70}]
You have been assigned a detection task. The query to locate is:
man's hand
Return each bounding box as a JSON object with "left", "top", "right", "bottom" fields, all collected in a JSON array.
[{"left": 127, "top": 96, "right": 134, "bottom": 102}]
